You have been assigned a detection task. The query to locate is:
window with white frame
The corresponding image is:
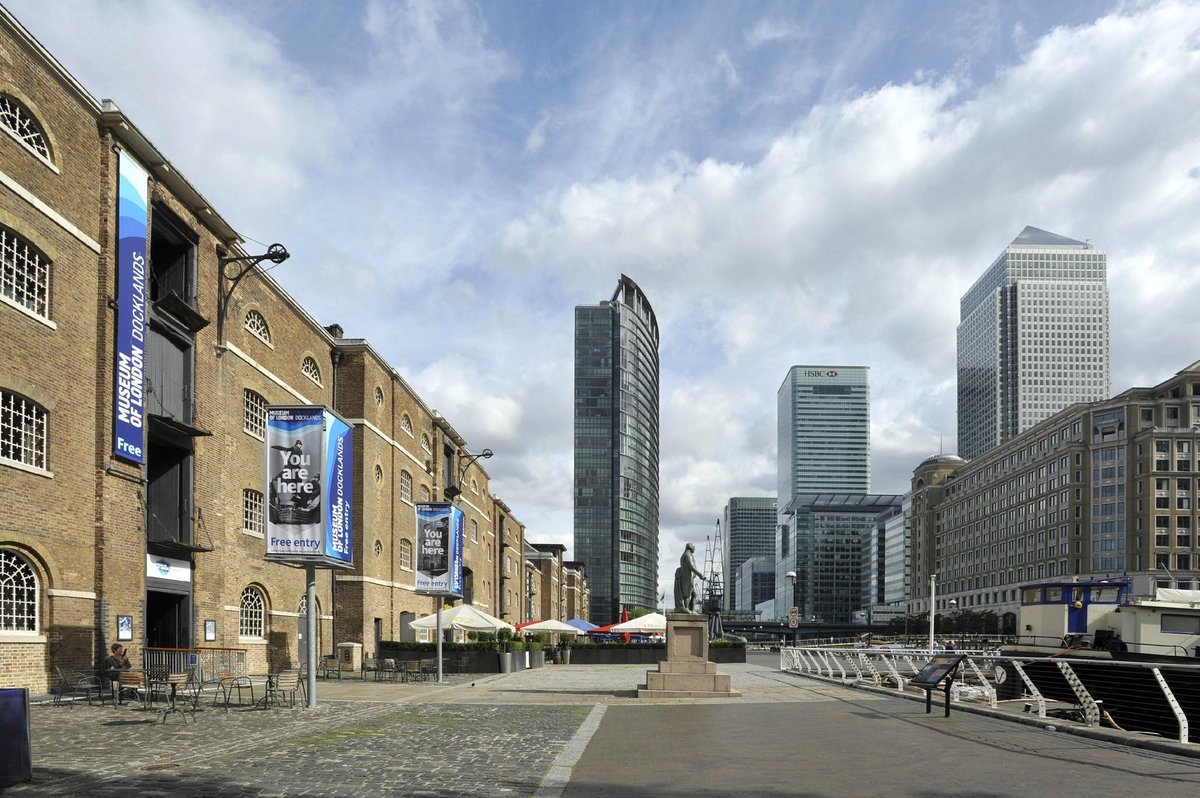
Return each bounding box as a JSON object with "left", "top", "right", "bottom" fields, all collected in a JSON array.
[
  {"left": 1, "top": 226, "right": 50, "bottom": 319},
  {"left": 374, "top": 387, "right": 384, "bottom": 407},
  {"left": 239, "top": 586, "right": 265, "bottom": 638},
  {"left": 243, "top": 389, "right": 266, "bottom": 438},
  {"left": 1, "top": 390, "right": 47, "bottom": 470},
  {"left": 0, "top": 549, "right": 38, "bottom": 632},
  {"left": 470, "top": 479, "right": 478, "bottom": 495},
  {"left": 244, "top": 309, "right": 271, "bottom": 344},
  {"left": 0, "top": 95, "right": 51, "bottom": 161},
  {"left": 420, "top": 433, "right": 431, "bottom": 453},
  {"left": 419, "top": 484, "right": 431, "bottom": 502},
  {"left": 400, "top": 539, "right": 413, "bottom": 570},
  {"left": 400, "top": 470, "right": 412, "bottom": 502},
  {"left": 301, "top": 356, "right": 322, "bottom": 385},
  {"left": 471, "top": 519, "right": 479, "bottom": 543},
  {"left": 243, "top": 489, "right": 264, "bottom": 536},
  {"left": 401, "top": 414, "right": 413, "bottom": 435}
]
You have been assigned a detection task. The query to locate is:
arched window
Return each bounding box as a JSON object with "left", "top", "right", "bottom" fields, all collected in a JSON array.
[
  {"left": 242, "top": 489, "right": 264, "bottom": 536},
  {"left": 0, "top": 94, "right": 51, "bottom": 161},
  {"left": 401, "top": 414, "right": 413, "bottom": 435},
  {"left": 244, "top": 309, "right": 271, "bottom": 344},
  {"left": 470, "top": 479, "right": 478, "bottom": 495},
  {"left": 470, "top": 519, "right": 479, "bottom": 543},
  {"left": 239, "top": 586, "right": 265, "bottom": 638},
  {"left": 0, "top": 226, "right": 50, "bottom": 319},
  {"left": 1, "top": 389, "right": 47, "bottom": 470},
  {"left": 243, "top": 389, "right": 266, "bottom": 438},
  {"left": 301, "top": 356, "right": 322, "bottom": 385},
  {"left": 399, "top": 539, "right": 413, "bottom": 570},
  {"left": 399, "top": 470, "right": 413, "bottom": 502},
  {"left": 0, "top": 549, "right": 38, "bottom": 632},
  {"left": 419, "top": 484, "right": 431, "bottom": 502},
  {"left": 420, "top": 433, "right": 431, "bottom": 453}
]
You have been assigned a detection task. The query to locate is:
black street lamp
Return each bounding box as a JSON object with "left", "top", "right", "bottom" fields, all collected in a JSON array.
[
  {"left": 215, "top": 243, "right": 290, "bottom": 351},
  {"left": 443, "top": 448, "right": 493, "bottom": 502}
]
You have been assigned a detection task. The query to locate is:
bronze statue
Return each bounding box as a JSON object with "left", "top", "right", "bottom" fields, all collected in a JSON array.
[{"left": 672, "top": 542, "right": 706, "bottom": 613}]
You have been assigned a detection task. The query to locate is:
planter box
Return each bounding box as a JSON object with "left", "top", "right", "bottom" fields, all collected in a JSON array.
[
  {"left": 529, "top": 649, "right": 545, "bottom": 668},
  {"left": 565, "top": 645, "right": 745, "bottom": 665}
]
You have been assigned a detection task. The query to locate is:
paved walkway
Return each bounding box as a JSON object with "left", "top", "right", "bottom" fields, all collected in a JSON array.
[{"left": 6, "top": 660, "right": 1200, "bottom": 797}]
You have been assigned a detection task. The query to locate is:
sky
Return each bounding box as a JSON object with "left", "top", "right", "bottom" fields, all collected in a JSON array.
[{"left": 11, "top": 0, "right": 1200, "bottom": 603}]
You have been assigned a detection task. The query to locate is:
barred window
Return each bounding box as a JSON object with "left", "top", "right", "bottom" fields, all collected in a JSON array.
[
  {"left": 400, "top": 470, "right": 412, "bottom": 502},
  {"left": 0, "top": 95, "right": 51, "bottom": 161},
  {"left": 1, "top": 226, "right": 50, "bottom": 318},
  {"left": 0, "top": 549, "right": 38, "bottom": 632},
  {"left": 244, "top": 310, "right": 271, "bottom": 344},
  {"left": 420, "top": 433, "right": 431, "bottom": 453},
  {"left": 243, "top": 389, "right": 266, "bottom": 438},
  {"left": 400, "top": 539, "right": 413, "bottom": 570},
  {"left": 471, "top": 519, "right": 479, "bottom": 543},
  {"left": 243, "top": 489, "right": 264, "bottom": 536},
  {"left": 239, "top": 586, "right": 265, "bottom": 638},
  {"left": 301, "top": 356, "right": 321, "bottom": 385},
  {"left": 470, "top": 479, "right": 478, "bottom": 495},
  {"left": 1, "top": 390, "right": 47, "bottom": 470},
  {"left": 401, "top": 414, "right": 413, "bottom": 435},
  {"left": 419, "top": 484, "right": 431, "bottom": 502}
]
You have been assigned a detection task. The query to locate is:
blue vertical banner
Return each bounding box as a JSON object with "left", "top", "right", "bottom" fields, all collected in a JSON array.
[
  {"left": 323, "top": 411, "right": 353, "bottom": 566},
  {"left": 414, "top": 503, "right": 463, "bottom": 596},
  {"left": 113, "top": 150, "right": 149, "bottom": 464}
]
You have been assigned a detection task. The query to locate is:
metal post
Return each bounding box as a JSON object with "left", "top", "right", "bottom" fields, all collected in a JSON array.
[
  {"left": 305, "top": 564, "right": 317, "bottom": 708},
  {"left": 928, "top": 574, "right": 937, "bottom": 652},
  {"left": 436, "top": 604, "right": 444, "bottom": 683}
]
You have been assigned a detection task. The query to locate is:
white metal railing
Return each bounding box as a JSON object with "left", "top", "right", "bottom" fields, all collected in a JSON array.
[{"left": 781, "top": 643, "right": 1200, "bottom": 745}]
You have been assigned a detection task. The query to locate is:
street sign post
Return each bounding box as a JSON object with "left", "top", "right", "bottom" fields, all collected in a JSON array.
[{"left": 788, "top": 607, "right": 799, "bottom": 628}]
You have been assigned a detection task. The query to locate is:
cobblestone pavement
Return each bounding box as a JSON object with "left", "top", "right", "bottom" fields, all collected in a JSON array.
[{"left": 9, "top": 660, "right": 1199, "bottom": 797}]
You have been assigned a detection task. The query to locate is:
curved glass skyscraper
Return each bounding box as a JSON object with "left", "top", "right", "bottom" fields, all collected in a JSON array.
[{"left": 573, "top": 275, "right": 660, "bottom": 624}]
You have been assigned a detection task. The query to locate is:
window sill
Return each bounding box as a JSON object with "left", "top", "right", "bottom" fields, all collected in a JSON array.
[
  {"left": 0, "top": 632, "right": 47, "bottom": 643},
  {"left": 1, "top": 458, "right": 53, "bottom": 479},
  {"left": 238, "top": 637, "right": 267, "bottom": 645},
  {"left": 0, "top": 293, "right": 56, "bottom": 329},
  {"left": 241, "top": 529, "right": 265, "bottom": 539}
]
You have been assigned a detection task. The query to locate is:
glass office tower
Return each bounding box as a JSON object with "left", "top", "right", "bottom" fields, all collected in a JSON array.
[
  {"left": 777, "top": 366, "right": 870, "bottom": 503},
  {"left": 722, "top": 497, "right": 777, "bottom": 612},
  {"left": 573, "top": 275, "right": 660, "bottom": 624},
  {"left": 957, "top": 226, "right": 1109, "bottom": 461}
]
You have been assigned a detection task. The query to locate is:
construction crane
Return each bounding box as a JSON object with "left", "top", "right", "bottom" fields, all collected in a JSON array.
[{"left": 702, "top": 519, "right": 724, "bottom": 616}]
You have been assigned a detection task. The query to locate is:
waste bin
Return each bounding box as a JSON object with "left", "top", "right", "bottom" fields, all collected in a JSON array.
[{"left": 0, "top": 688, "right": 31, "bottom": 787}]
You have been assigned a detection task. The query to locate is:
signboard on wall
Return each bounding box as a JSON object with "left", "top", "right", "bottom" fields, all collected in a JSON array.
[
  {"left": 112, "top": 150, "right": 149, "bottom": 464},
  {"left": 264, "top": 406, "right": 354, "bottom": 568},
  {"left": 414, "top": 502, "right": 463, "bottom": 596}
]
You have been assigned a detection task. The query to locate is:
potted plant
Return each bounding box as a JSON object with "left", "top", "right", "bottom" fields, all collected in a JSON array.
[
  {"left": 497, "top": 628, "right": 514, "bottom": 674},
  {"left": 528, "top": 640, "right": 544, "bottom": 668},
  {"left": 511, "top": 640, "right": 527, "bottom": 670}
]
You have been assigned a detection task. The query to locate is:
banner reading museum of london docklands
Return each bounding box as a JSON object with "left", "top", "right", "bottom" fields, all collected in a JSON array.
[
  {"left": 264, "top": 406, "right": 354, "bottom": 568},
  {"left": 414, "top": 502, "right": 463, "bottom": 596},
  {"left": 113, "top": 150, "right": 149, "bottom": 465}
]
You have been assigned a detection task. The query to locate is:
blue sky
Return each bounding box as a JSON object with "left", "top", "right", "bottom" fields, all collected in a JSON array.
[{"left": 11, "top": 0, "right": 1200, "bottom": 600}]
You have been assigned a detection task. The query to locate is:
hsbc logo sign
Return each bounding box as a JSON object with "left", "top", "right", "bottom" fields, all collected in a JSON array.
[{"left": 802, "top": 370, "right": 839, "bottom": 378}]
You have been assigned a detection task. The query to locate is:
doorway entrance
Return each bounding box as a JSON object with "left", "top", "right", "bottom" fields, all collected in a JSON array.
[{"left": 146, "top": 590, "right": 191, "bottom": 649}]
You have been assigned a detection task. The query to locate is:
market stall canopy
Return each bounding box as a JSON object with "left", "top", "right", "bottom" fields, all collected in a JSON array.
[
  {"left": 519, "top": 619, "right": 581, "bottom": 635},
  {"left": 409, "top": 604, "right": 514, "bottom": 632},
  {"left": 566, "top": 618, "right": 597, "bottom": 632},
  {"left": 608, "top": 612, "right": 667, "bottom": 633}
]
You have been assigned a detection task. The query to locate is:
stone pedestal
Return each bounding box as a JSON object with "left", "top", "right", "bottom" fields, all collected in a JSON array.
[{"left": 638, "top": 614, "right": 741, "bottom": 699}]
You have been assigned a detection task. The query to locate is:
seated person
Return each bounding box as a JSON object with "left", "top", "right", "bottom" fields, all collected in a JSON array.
[{"left": 104, "top": 643, "right": 132, "bottom": 686}]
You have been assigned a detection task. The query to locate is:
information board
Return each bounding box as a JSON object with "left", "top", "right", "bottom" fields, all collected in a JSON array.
[{"left": 910, "top": 654, "right": 964, "bottom": 688}]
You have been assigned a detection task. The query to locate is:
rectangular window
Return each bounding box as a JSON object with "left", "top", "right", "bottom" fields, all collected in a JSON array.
[
  {"left": 242, "top": 489, "right": 264, "bottom": 536},
  {"left": 1, "top": 390, "right": 47, "bottom": 470}
]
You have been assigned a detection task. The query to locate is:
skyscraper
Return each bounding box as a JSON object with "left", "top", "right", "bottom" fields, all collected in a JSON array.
[
  {"left": 573, "top": 275, "right": 660, "bottom": 624},
  {"left": 957, "top": 226, "right": 1109, "bottom": 460},
  {"left": 777, "top": 366, "right": 870, "bottom": 504},
  {"left": 722, "top": 497, "right": 777, "bottom": 612}
]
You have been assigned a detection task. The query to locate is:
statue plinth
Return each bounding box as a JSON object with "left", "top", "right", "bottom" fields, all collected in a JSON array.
[{"left": 637, "top": 613, "right": 741, "bottom": 699}]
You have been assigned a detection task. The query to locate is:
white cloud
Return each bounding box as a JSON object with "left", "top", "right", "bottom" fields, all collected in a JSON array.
[{"left": 716, "top": 50, "right": 741, "bottom": 87}]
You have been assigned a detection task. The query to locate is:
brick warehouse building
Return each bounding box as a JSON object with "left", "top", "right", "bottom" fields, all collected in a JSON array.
[{"left": 0, "top": 9, "right": 581, "bottom": 692}]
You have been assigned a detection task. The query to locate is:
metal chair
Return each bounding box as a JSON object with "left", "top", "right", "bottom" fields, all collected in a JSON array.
[
  {"left": 212, "top": 669, "right": 255, "bottom": 710},
  {"left": 402, "top": 660, "right": 423, "bottom": 682},
  {"left": 117, "top": 670, "right": 149, "bottom": 709},
  {"left": 265, "top": 671, "right": 300, "bottom": 708},
  {"left": 361, "top": 657, "right": 379, "bottom": 681},
  {"left": 378, "top": 658, "right": 398, "bottom": 682},
  {"left": 54, "top": 666, "right": 102, "bottom": 706}
]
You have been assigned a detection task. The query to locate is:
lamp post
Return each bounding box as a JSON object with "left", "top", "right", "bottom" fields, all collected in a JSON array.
[
  {"left": 947, "top": 598, "right": 958, "bottom": 649},
  {"left": 785, "top": 570, "right": 797, "bottom": 647},
  {"left": 215, "top": 243, "right": 290, "bottom": 352},
  {"left": 443, "top": 448, "right": 493, "bottom": 502},
  {"left": 928, "top": 574, "right": 936, "bottom": 652}
]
